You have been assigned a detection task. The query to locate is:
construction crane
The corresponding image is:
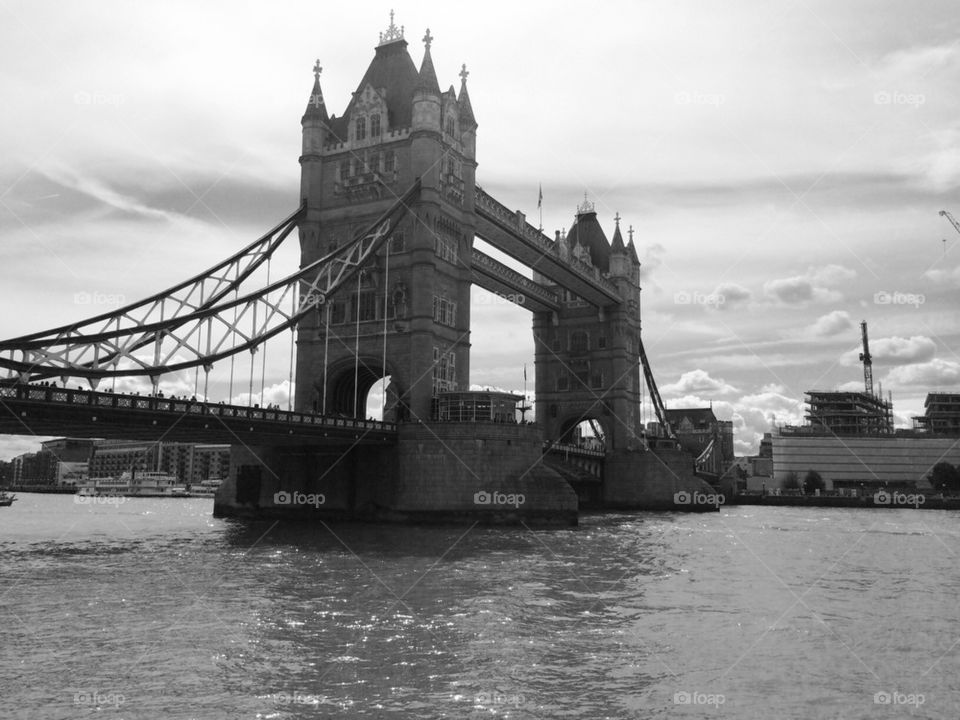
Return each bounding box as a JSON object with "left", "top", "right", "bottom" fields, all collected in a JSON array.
[
  {"left": 941, "top": 210, "right": 960, "bottom": 237},
  {"left": 859, "top": 320, "right": 874, "bottom": 397}
]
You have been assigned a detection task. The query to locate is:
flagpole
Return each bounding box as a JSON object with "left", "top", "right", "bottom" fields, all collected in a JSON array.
[{"left": 537, "top": 183, "right": 543, "bottom": 232}]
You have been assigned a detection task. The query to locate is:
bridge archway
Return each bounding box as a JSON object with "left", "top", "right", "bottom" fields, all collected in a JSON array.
[
  {"left": 322, "top": 358, "right": 401, "bottom": 420},
  {"left": 557, "top": 414, "right": 609, "bottom": 451}
]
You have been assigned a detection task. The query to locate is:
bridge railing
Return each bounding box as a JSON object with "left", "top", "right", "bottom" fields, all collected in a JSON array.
[
  {"left": 0, "top": 384, "right": 396, "bottom": 433},
  {"left": 543, "top": 441, "right": 606, "bottom": 458}
]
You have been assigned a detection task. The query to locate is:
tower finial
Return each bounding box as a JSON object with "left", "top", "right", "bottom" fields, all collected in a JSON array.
[
  {"left": 628, "top": 225, "right": 634, "bottom": 243},
  {"left": 423, "top": 28, "right": 433, "bottom": 49},
  {"left": 460, "top": 63, "right": 469, "bottom": 83},
  {"left": 576, "top": 192, "right": 595, "bottom": 215},
  {"left": 614, "top": 212, "right": 621, "bottom": 227},
  {"left": 378, "top": 9, "right": 404, "bottom": 45},
  {"left": 313, "top": 60, "right": 321, "bottom": 81}
]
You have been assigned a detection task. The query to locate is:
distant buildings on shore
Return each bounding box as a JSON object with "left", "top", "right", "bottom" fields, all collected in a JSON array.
[
  {"left": 1, "top": 439, "right": 230, "bottom": 488},
  {"left": 748, "top": 391, "right": 960, "bottom": 493}
]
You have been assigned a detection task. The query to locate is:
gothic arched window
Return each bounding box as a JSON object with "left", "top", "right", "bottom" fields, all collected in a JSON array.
[
  {"left": 355, "top": 116, "right": 366, "bottom": 141},
  {"left": 371, "top": 114, "right": 381, "bottom": 137}
]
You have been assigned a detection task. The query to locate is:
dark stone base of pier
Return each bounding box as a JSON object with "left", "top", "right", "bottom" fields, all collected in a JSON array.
[
  {"left": 213, "top": 422, "right": 578, "bottom": 527},
  {"left": 603, "top": 446, "right": 722, "bottom": 512}
]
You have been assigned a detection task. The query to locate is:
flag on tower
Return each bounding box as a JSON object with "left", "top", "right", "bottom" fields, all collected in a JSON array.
[
  {"left": 523, "top": 364, "right": 527, "bottom": 382},
  {"left": 537, "top": 184, "right": 542, "bottom": 209}
]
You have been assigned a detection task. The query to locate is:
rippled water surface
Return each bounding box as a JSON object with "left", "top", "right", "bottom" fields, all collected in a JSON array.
[{"left": 2, "top": 494, "right": 960, "bottom": 718}]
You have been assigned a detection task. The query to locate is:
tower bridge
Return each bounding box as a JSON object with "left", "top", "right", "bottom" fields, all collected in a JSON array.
[{"left": 0, "top": 16, "right": 718, "bottom": 523}]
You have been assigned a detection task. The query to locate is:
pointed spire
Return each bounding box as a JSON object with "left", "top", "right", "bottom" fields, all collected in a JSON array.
[
  {"left": 457, "top": 63, "right": 477, "bottom": 129},
  {"left": 626, "top": 225, "right": 640, "bottom": 264},
  {"left": 611, "top": 212, "right": 626, "bottom": 253},
  {"left": 417, "top": 28, "right": 441, "bottom": 95},
  {"left": 302, "top": 59, "right": 329, "bottom": 123}
]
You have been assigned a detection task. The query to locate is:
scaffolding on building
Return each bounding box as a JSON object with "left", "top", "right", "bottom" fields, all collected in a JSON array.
[
  {"left": 913, "top": 393, "right": 960, "bottom": 435},
  {"left": 804, "top": 391, "right": 894, "bottom": 435}
]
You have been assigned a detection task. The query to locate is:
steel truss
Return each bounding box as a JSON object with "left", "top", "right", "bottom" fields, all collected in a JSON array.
[{"left": 0, "top": 182, "right": 420, "bottom": 385}]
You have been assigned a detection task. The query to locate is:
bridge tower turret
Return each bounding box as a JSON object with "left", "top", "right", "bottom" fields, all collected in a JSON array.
[
  {"left": 534, "top": 202, "right": 645, "bottom": 453},
  {"left": 294, "top": 16, "right": 477, "bottom": 423},
  {"left": 300, "top": 59, "right": 328, "bottom": 207}
]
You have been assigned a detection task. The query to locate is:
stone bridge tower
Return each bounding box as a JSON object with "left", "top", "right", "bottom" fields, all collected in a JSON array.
[
  {"left": 532, "top": 201, "right": 645, "bottom": 452},
  {"left": 294, "top": 17, "right": 478, "bottom": 422}
]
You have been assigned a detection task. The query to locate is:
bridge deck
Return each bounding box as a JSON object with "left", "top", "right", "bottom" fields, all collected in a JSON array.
[{"left": 0, "top": 385, "right": 396, "bottom": 446}]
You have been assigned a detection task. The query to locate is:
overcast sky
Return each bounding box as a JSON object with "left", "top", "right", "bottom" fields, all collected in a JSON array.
[{"left": 1, "top": 0, "right": 959, "bottom": 459}]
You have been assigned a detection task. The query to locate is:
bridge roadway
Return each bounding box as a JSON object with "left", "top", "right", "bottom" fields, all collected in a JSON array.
[{"left": 0, "top": 384, "right": 397, "bottom": 446}]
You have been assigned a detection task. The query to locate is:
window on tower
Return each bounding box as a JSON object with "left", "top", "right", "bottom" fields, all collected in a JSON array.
[
  {"left": 384, "top": 150, "right": 395, "bottom": 173},
  {"left": 371, "top": 113, "right": 381, "bottom": 137},
  {"left": 445, "top": 116, "right": 455, "bottom": 136},
  {"left": 353, "top": 291, "right": 378, "bottom": 322},
  {"left": 432, "top": 295, "right": 457, "bottom": 327},
  {"left": 570, "top": 331, "right": 589, "bottom": 354},
  {"left": 355, "top": 116, "right": 366, "bottom": 141}
]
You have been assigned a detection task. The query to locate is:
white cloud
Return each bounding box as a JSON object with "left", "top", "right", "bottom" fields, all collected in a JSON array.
[
  {"left": 883, "top": 358, "right": 960, "bottom": 389},
  {"left": 805, "top": 310, "right": 853, "bottom": 337},
  {"left": 924, "top": 264, "right": 960, "bottom": 287},
  {"left": 661, "top": 369, "right": 738, "bottom": 397},
  {"left": 763, "top": 265, "right": 856, "bottom": 305},
  {"left": 711, "top": 282, "right": 751, "bottom": 311},
  {"left": 841, "top": 335, "right": 936, "bottom": 366}
]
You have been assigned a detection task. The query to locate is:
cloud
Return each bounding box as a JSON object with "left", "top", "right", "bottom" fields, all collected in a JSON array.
[
  {"left": 661, "top": 369, "right": 738, "bottom": 397},
  {"left": 230, "top": 380, "right": 292, "bottom": 409},
  {"left": 639, "top": 242, "right": 667, "bottom": 284},
  {"left": 883, "top": 358, "right": 960, "bottom": 388},
  {"left": 805, "top": 310, "right": 853, "bottom": 337},
  {"left": 712, "top": 282, "right": 751, "bottom": 311},
  {"left": 924, "top": 264, "right": 960, "bottom": 287},
  {"left": 841, "top": 335, "right": 936, "bottom": 366},
  {"left": 731, "top": 389, "right": 806, "bottom": 454},
  {"left": 763, "top": 264, "right": 856, "bottom": 305}
]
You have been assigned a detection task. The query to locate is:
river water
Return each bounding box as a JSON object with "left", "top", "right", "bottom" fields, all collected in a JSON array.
[{"left": 1, "top": 494, "right": 958, "bottom": 719}]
